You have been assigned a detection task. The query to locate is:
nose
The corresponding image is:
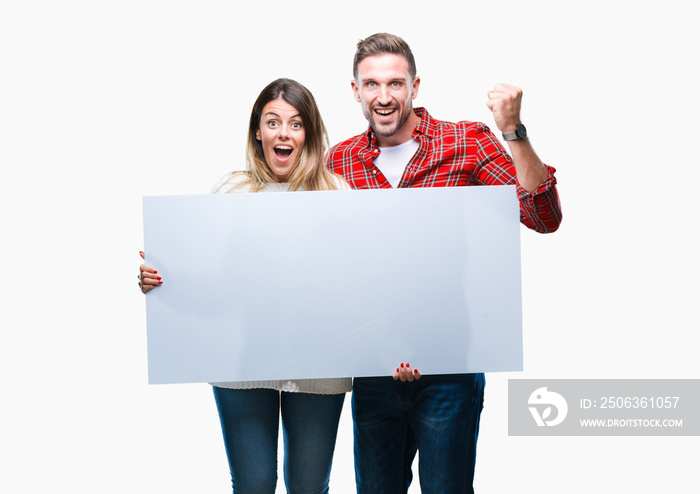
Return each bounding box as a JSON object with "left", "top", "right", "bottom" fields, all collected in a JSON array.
[
  {"left": 278, "top": 124, "right": 290, "bottom": 139},
  {"left": 377, "top": 85, "right": 391, "bottom": 105}
]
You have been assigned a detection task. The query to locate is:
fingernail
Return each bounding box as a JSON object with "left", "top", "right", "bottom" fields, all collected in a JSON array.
[
  {"left": 157, "top": 276, "right": 161, "bottom": 280},
  {"left": 400, "top": 363, "right": 404, "bottom": 368},
  {"left": 414, "top": 369, "right": 418, "bottom": 374},
  {"left": 153, "top": 270, "right": 158, "bottom": 274},
  {"left": 406, "top": 363, "right": 410, "bottom": 367},
  {"left": 396, "top": 368, "right": 399, "bottom": 373},
  {"left": 158, "top": 281, "right": 163, "bottom": 284}
]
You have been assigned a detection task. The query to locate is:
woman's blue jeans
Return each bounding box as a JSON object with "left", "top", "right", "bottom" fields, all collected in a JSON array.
[
  {"left": 352, "top": 373, "right": 485, "bottom": 494},
  {"left": 212, "top": 386, "right": 346, "bottom": 494}
]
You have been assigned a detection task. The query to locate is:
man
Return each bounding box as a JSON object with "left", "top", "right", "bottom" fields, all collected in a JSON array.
[{"left": 326, "top": 33, "right": 561, "bottom": 493}]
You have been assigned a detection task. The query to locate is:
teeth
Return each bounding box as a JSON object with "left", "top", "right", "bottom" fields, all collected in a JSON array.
[
  {"left": 275, "top": 145, "right": 292, "bottom": 150},
  {"left": 376, "top": 109, "right": 394, "bottom": 115}
]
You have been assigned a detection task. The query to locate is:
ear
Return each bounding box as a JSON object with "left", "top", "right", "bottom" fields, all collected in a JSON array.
[
  {"left": 410, "top": 76, "right": 421, "bottom": 101},
  {"left": 351, "top": 79, "right": 361, "bottom": 103},
  {"left": 255, "top": 129, "right": 261, "bottom": 141}
]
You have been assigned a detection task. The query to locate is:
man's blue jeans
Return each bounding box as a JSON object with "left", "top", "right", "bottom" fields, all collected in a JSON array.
[
  {"left": 352, "top": 373, "right": 485, "bottom": 494},
  {"left": 212, "top": 386, "right": 346, "bottom": 494}
]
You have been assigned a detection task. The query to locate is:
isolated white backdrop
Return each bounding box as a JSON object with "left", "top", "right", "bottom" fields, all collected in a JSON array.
[{"left": 1, "top": 1, "right": 698, "bottom": 493}]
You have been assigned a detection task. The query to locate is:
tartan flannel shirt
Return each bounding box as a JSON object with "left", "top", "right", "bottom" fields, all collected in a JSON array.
[{"left": 326, "top": 107, "right": 562, "bottom": 233}]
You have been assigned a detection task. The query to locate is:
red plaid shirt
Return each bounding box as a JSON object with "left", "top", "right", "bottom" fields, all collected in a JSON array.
[{"left": 326, "top": 107, "right": 561, "bottom": 233}]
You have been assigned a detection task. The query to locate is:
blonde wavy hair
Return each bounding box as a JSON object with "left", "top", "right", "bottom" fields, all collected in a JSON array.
[{"left": 219, "top": 78, "right": 344, "bottom": 192}]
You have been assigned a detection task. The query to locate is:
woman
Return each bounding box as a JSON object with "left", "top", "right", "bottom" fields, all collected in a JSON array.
[{"left": 139, "top": 78, "right": 352, "bottom": 493}]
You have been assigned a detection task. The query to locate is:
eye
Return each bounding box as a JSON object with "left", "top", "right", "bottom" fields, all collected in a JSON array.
[
  {"left": 366, "top": 81, "right": 377, "bottom": 87},
  {"left": 390, "top": 81, "right": 402, "bottom": 87},
  {"left": 291, "top": 121, "right": 303, "bottom": 130},
  {"left": 267, "top": 120, "right": 278, "bottom": 128}
]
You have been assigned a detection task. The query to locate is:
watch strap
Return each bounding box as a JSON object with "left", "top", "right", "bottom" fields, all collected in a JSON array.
[{"left": 502, "top": 123, "right": 526, "bottom": 141}]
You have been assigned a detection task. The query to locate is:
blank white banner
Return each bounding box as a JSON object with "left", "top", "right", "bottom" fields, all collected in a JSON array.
[{"left": 143, "top": 185, "right": 522, "bottom": 384}]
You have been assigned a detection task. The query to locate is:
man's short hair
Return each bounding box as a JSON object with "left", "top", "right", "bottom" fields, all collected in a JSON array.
[{"left": 353, "top": 32, "right": 417, "bottom": 82}]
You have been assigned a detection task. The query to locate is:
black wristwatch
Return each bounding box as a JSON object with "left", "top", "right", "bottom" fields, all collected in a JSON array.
[{"left": 502, "top": 123, "right": 527, "bottom": 141}]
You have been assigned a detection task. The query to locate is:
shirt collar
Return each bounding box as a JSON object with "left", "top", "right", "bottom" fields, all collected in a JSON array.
[{"left": 411, "top": 107, "right": 433, "bottom": 139}]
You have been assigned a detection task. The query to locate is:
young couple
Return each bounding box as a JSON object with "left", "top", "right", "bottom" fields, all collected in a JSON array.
[{"left": 139, "top": 32, "right": 562, "bottom": 494}]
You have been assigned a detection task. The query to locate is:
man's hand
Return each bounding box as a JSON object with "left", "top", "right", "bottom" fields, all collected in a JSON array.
[
  {"left": 486, "top": 83, "right": 523, "bottom": 134},
  {"left": 393, "top": 362, "right": 421, "bottom": 382},
  {"left": 486, "top": 83, "right": 549, "bottom": 192}
]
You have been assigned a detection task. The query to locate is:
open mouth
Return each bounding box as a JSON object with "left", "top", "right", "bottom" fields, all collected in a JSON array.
[
  {"left": 374, "top": 107, "right": 396, "bottom": 117},
  {"left": 274, "top": 145, "right": 293, "bottom": 160}
]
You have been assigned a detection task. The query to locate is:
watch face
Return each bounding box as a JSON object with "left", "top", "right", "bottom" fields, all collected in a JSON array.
[{"left": 516, "top": 123, "right": 527, "bottom": 139}]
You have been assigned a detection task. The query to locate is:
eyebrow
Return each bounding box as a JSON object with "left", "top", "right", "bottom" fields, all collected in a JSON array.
[
  {"left": 362, "top": 77, "right": 405, "bottom": 84},
  {"left": 263, "top": 111, "right": 302, "bottom": 118}
]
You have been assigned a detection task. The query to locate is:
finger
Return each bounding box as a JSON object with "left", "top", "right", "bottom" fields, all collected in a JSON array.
[
  {"left": 139, "top": 279, "right": 155, "bottom": 294},
  {"left": 396, "top": 362, "right": 409, "bottom": 382},
  {"left": 486, "top": 93, "right": 505, "bottom": 113},
  {"left": 140, "top": 266, "right": 161, "bottom": 282},
  {"left": 141, "top": 275, "right": 162, "bottom": 288},
  {"left": 493, "top": 83, "right": 515, "bottom": 94},
  {"left": 141, "top": 269, "right": 161, "bottom": 280},
  {"left": 413, "top": 368, "right": 421, "bottom": 380},
  {"left": 495, "top": 82, "right": 521, "bottom": 93},
  {"left": 140, "top": 264, "right": 157, "bottom": 275},
  {"left": 398, "top": 362, "right": 406, "bottom": 382},
  {"left": 140, "top": 278, "right": 162, "bottom": 290},
  {"left": 488, "top": 89, "right": 509, "bottom": 106},
  {"left": 141, "top": 277, "right": 162, "bottom": 288},
  {"left": 404, "top": 363, "right": 415, "bottom": 382},
  {"left": 139, "top": 265, "right": 160, "bottom": 285},
  {"left": 489, "top": 84, "right": 521, "bottom": 102},
  {"left": 393, "top": 367, "right": 400, "bottom": 380},
  {"left": 140, "top": 251, "right": 145, "bottom": 260},
  {"left": 139, "top": 263, "right": 162, "bottom": 287},
  {"left": 493, "top": 84, "right": 522, "bottom": 106},
  {"left": 397, "top": 363, "right": 413, "bottom": 382}
]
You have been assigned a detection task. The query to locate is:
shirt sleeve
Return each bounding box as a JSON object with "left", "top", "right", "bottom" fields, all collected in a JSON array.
[{"left": 472, "top": 123, "right": 562, "bottom": 233}]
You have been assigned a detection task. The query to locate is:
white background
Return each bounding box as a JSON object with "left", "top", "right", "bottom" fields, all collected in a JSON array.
[{"left": 1, "top": 1, "right": 698, "bottom": 493}]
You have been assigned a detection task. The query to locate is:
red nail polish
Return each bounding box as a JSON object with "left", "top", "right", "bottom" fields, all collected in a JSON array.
[
  {"left": 400, "top": 363, "right": 404, "bottom": 368},
  {"left": 158, "top": 281, "right": 163, "bottom": 284},
  {"left": 157, "top": 276, "right": 161, "bottom": 280},
  {"left": 414, "top": 369, "right": 418, "bottom": 374},
  {"left": 396, "top": 368, "right": 399, "bottom": 373},
  {"left": 406, "top": 363, "right": 410, "bottom": 367},
  {"left": 153, "top": 270, "right": 157, "bottom": 274}
]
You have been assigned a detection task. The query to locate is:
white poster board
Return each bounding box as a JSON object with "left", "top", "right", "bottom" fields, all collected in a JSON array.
[{"left": 143, "top": 185, "right": 522, "bottom": 384}]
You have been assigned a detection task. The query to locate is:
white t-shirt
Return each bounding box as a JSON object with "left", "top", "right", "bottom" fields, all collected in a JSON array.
[{"left": 373, "top": 138, "right": 420, "bottom": 188}]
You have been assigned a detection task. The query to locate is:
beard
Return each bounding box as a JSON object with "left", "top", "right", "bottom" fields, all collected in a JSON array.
[{"left": 362, "top": 102, "right": 413, "bottom": 138}]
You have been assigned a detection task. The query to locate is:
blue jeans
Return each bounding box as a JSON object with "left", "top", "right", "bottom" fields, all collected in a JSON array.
[
  {"left": 352, "top": 373, "right": 485, "bottom": 494},
  {"left": 212, "top": 386, "right": 346, "bottom": 494}
]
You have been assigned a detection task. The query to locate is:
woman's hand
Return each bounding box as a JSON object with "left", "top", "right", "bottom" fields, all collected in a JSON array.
[
  {"left": 138, "top": 251, "right": 162, "bottom": 294},
  {"left": 393, "top": 362, "right": 421, "bottom": 382}
]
